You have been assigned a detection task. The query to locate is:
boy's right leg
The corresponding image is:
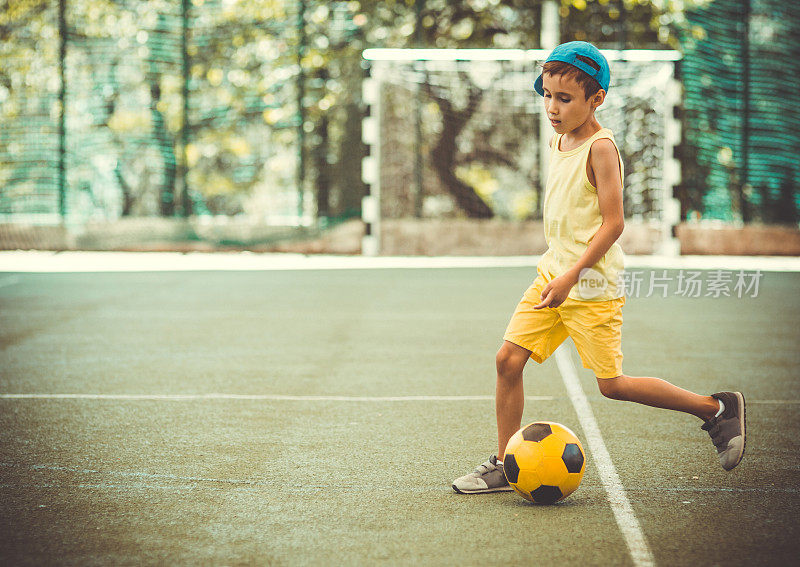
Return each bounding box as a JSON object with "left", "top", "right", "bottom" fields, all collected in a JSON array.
[
  {"left": 495, "top": 340, "right": 532, "bottom": 459},
  {"left": 453, "top": 275, "right": 563, "bottom": 494},
  {"left": 452, "top": 341, "right": 531, "bottom": 494}
]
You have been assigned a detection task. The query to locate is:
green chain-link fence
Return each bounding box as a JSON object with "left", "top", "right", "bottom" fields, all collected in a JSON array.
[
  {"left": 1, "top": 0, "right": 321, "bottom": 227},
  {"left": 679, "top": 0, "right": 799, "bottom": 224},
  {"left": 1, "top": 0, "right": 798, "bottom": 236}
]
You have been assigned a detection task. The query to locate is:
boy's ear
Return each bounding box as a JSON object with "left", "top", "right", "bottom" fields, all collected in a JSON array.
[{"left": 591, "top": 89, "right": 606, "bottom": 110}]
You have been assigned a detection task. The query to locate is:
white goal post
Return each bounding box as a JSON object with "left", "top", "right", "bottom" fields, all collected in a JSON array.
[{"left": 360, "top": 48, "right": 683, "bottom": 257}]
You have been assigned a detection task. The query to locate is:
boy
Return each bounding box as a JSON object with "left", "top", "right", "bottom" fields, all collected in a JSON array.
[{"left": 452, "top": 41, "right": 746, "bottom": 494}]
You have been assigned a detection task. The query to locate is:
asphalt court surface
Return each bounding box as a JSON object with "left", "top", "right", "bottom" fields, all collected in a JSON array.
[{"left": 1, "top": 256, "right": 798, "bottom": 565}]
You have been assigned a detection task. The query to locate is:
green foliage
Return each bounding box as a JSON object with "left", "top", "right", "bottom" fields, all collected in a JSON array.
[
  {"left": 1, "top": 0, "right": 795, "bottom": 225},
  {"left": 678, "top": 0, "right": 799, "bottom": 223}
]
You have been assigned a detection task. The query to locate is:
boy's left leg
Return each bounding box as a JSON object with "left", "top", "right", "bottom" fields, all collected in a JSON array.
[
  {"left": 561, "top": 298, "right": 745, "bottom": 471},
  {"left": 595, "top": 374, "right": 718, "bottom": 420},
  {"left": 598, "top": 376, "right": 746, "bottom": 471}
]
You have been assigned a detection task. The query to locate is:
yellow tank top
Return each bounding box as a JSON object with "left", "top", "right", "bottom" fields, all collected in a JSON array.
[{"left": 537, "top": 127, "right": 625, "bottom": 301}]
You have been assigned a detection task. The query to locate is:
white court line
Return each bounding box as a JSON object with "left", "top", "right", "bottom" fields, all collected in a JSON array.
[
  {"left": 0, "top": 251, "right": 540, "bottom": 272},
  {"left": 555, "top": 344, "right": 655, "bottom": 567},
  {"left": 2, "top": 393, "right": 794, "bottom": 404},
  {"left": 0, "top": 393, "right": 553, "bottom": 402},
  {"left": 2, "top": 251, "right": 800, "bottom": 273}
]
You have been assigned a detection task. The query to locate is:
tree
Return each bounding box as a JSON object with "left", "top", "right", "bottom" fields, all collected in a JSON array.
[{"left": 7, "top": 0, "right": 788, "bottom": 227}]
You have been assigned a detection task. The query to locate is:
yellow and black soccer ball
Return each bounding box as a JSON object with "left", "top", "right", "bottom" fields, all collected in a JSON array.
[{"left": 503, "top": 421, "right": 586, "bottom": 504}]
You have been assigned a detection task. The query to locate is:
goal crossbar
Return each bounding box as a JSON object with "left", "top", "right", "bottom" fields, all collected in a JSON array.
[
  {"left": 360, "top": 49, "right": 683, "bottom": 257},
  {"left": 362, "top": 48, "right": 681, "bottom": 63}
]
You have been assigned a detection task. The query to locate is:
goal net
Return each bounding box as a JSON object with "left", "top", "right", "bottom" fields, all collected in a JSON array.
[{"left": 360, "top": 49, "right": 682, "bottom": 255}]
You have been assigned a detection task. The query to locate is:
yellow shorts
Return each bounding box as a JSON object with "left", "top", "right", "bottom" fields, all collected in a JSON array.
[{"left": 503, "top": 275, "right": 625, "bottom": 379}]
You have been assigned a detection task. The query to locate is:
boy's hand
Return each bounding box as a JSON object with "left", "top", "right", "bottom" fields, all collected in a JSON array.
[{"left": 534, "top": 271, "right": 579, "bottom": 309}]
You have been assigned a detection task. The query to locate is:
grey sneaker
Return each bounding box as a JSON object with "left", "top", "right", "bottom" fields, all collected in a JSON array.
[
  {"left": 701, "top": 391, "right": 746, "bottom": 471},
  {"left": 452, "top": 455, "right": 513, "bottom": 494}
]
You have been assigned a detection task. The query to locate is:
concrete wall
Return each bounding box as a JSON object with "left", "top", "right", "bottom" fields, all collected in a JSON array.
[
  {"left": 676, "top": 224, "right": 800, "bottom": 256},
  {"left": 378, "top": 219, "right": 664, "bottom": 256},
  {"left": 2, "top": 218, "right": 799, "bottom": 256}
]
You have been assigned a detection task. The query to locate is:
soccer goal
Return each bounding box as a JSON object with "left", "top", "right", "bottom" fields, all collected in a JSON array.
[{"left": 360, "top": 48, "right": 682, "bottom": 256}]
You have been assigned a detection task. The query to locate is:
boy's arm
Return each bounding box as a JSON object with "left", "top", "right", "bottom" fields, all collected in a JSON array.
[{"left": 534, "top": 138, "right": 624, "bottom": 309}]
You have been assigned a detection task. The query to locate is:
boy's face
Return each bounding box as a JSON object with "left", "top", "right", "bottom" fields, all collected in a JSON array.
[{"left": 541, "top": 72, "right": 604, "bottom": 135}]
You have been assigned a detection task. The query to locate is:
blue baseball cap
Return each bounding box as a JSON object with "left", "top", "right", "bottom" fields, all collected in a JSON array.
[{"left": 533, "top": 41, "right": 611, "bottom": 96}]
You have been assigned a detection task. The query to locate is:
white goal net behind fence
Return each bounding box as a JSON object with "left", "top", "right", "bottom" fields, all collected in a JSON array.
[{"left": 360, "top": 49, "right": 682, "bottom": 256}]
